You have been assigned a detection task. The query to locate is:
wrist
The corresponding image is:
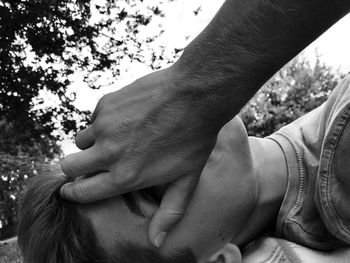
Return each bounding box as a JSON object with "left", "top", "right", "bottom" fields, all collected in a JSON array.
[{"left": 169, "top": 61, "right": 238, "bottom": 132}]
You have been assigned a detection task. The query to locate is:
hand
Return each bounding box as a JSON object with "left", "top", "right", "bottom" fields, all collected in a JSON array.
[{"left": 60, "top": 66, "right": 222, "bottom": 247}]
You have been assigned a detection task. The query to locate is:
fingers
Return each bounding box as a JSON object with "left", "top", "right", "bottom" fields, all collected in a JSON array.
[
  {"left": 60, "top": 171, "right": 118, "bottom": 203},
  {"left": 61, "top": 147, "right": 102, "bottom": 178},
  {"left": 75, "top": 126, "right": 95, "bottom": 150},
  {"left": 148, "top": 175, "right": 198, "bottom": 248}
]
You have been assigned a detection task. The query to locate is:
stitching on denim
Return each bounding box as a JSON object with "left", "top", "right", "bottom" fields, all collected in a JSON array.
[
  {"left": 285, "top": 219, "right": 339, "bottom": 241},
  {"left": 321, "top": 106, "right": 350, "bottom": 239},
  {"left": 323, "top": 111, "right": 349, "bottom": 235},
  {"left": 275, "top": 132, "right": 306, "bottom": 237}
]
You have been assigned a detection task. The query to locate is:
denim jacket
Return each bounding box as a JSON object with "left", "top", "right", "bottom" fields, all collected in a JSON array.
[{"left": 267, "top": 75, "right": 350, "bottom": 251}]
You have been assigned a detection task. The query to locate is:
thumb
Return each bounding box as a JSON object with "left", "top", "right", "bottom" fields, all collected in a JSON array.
[{"left": 148, "top": 174, "right": 198, "bottom": 248}]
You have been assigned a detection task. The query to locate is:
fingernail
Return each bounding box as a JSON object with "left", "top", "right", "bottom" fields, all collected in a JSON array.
[{"left": 154, "top": 232, "right": 167, "bottom": 248}]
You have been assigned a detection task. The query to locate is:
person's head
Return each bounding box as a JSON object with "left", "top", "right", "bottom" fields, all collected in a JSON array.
[
  {"left": 17, "top": 166, "right": 195, "bottom": 263},
  {"left": 18, "top": 117, "right": 258, "bottom": 263}
]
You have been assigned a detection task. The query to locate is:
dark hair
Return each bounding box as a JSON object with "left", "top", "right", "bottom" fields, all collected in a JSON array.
[
  {"left": 17, "top": 166, "right": 109, "bottom": 263},
  {"left": 18, "top": 166, "right": 196, "bottom": 263}
]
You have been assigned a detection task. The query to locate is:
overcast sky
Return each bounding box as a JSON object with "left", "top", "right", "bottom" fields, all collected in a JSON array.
[{"left": 60, "top": 0, "right": 350, "bottom": 154}]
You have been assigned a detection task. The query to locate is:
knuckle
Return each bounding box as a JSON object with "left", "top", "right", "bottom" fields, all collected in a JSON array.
[
  {"left": 110, "top": 168, "right": 138, "bottom": 190},
  {"left": 93, "top": 99, "right": 102, "bottom": 116},
  {"left": 93, "top": 117, "right": 107, "bottom": 135},
  {"left": 98, "top": 94, "right": 112, "bottom": 108},
  {"left": 166, "top": 209, "right": 184, "bottom": 217},
  {"left": 99, "top": 142, "right": 118, "bottom": 164},
  {"left": 159, "top": 202, "right": 185, "bottom": 217},
  {"left": 158, "top": 209, "right": 183, "bottom": 227},
  {"left": 61, "top": 157, "right": 75, "bottom": 176},
  {"left": 92, "top": 96, "right": 112, "bottom": 123},
  {"left": 159, "top": 197, "right": 188, "bottom": 216}
]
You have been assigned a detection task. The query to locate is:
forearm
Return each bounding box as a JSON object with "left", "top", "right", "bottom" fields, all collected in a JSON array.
[{"left": 174, "top": 0, "right": 350, "bottom": 128}]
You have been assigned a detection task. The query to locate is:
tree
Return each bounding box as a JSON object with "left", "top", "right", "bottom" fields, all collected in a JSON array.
[
  {"left": 240, "top": 56, "right": 344, "bottom": 137},
  {"left": 0, "top": 0, "right": 177, "bottom": 142},
  {"left": 0, "top": 0, "right": 178, "bottom": 236}
]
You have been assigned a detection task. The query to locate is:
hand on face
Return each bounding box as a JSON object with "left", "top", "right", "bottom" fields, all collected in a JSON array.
[
  {"left": 82, "top": 117, "right": 255, "bottom": 263},
  {"left": 60, "top": 66, "right": 221, "bottom": 247},
  {"left": 162, "top": 117, "right": 257, "bottom": 261}
]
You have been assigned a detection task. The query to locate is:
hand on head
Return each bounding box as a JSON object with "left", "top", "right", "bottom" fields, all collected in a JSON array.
[
  {"left": 60, "top": 67, "right": 222, "bottom": 247},
  {"left": 57, "top": 118, "right": 254, "bottom": 263}
]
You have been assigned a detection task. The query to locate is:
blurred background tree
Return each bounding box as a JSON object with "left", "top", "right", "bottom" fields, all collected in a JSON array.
[{"left": 240, "top": 56, "right": 344, "bottom": 137}]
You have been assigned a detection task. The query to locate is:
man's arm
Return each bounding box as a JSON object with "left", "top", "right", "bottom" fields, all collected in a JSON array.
[
  {"left": 61, "top": 0, "right": 350, "bottom": 247},
  {"left": 174, "top": 0, "right": 350, "bottom": 125}
]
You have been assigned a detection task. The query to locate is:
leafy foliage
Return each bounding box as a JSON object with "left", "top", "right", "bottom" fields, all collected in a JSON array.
[
  {"left": 0, "top": 0, "right": 177, "bottom": 142},
  {"left": 0, "top": 0, "right": 96, "bottom": 234},
  {"left": 0, "top": 241, "right": 22, "bottom": 263},
  {"left": 0, "top": 0, "right": 177, "bottom": 236},
  {"left": 0, "top": 119, "right": 54, "bottom": 235},
  {"left": 240, "top": 57, "right": 344, "bottom": 137}
]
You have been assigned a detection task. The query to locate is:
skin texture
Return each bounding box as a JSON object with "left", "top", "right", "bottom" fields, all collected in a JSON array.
[
  {"left": 79, "top": 118, "right": 287, "bottom": 262},
  {"left": 79, "top": 118, "right": 256, "bottom": 261},
  {"left": 61, "top": 0, "right": 350, "bottom": 246}
]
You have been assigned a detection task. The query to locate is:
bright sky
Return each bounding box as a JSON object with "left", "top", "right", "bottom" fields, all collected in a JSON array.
[{"left": 60, "top": 0, "right": 350, "bottom": 154}]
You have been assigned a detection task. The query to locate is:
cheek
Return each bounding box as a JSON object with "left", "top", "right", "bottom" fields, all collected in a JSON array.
[
  {"left": 83, "top": 200, "right": 152, "bottom": 252},
  {"left": 95, "top": 212, "right": 151, "bottom": 253},
  {"left": 164, "top": 184, "right": 242, "bottom": 259},
  {"left": 162, "top": 167, "right": 257, "bottom": 260}
]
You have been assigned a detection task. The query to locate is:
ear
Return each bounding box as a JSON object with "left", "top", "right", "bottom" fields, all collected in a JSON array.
[{"left": 205, "top": 243, "right": 242, "bottom": 263}]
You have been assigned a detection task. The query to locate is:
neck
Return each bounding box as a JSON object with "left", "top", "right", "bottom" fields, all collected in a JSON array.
[
  {"left": 233, "top": 137, "right": 287, "bottom": 245},
  {"left": 253, "top": 137, "right": 287, "bottom": 210}
]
